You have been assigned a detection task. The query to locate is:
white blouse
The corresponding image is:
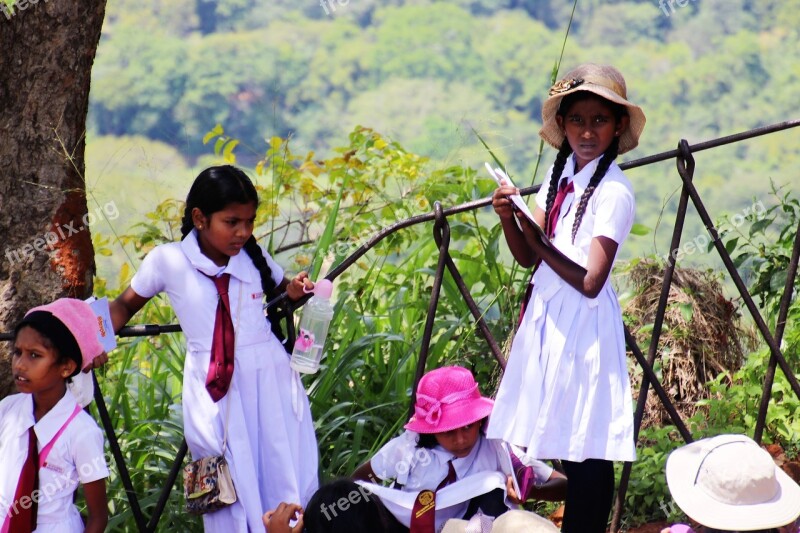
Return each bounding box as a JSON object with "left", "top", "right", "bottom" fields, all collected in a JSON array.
[{"left": 0, "top": 392, "right": 109, "bottom": 532}]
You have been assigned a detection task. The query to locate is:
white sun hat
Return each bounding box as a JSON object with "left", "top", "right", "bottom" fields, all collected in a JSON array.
[{"left": 665, "top": 434, "right": 800, "bottom": 531}]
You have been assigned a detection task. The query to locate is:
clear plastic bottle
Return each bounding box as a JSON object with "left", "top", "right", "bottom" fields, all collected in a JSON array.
[{"left": 290, "top": 279, "right": 334, "bottom": 374}]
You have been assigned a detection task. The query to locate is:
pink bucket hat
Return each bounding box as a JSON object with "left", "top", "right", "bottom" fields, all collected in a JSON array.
[
  {"left": 405, "top": 366, "right": 494, "bottom": 434},
  {"left": 18, "top": 298, "right": 105, "bottom": 375}
]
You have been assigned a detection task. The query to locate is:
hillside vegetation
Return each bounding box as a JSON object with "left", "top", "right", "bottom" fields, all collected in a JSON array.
[{"left": 86, "top": 0, "right": 800, "bottom": 274}]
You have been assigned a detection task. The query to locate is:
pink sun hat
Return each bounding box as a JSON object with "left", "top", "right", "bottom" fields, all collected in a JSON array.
[
  {"left": 19, "top": 298, "right": 105, "bottom": 374},
  {"left": 405, "top": 366, "right": 494, "bottom": 434}
]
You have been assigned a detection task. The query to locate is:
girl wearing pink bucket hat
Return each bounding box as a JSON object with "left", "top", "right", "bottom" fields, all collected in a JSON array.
[
  {"left": 0, "top": 298, "right": 110, "bottom": 533},
  {"left": 353, "top": 366, "right": 564, "bottom": 532},
  {"left": 489, "top": 63, "right": 645, "bottom": 532}
]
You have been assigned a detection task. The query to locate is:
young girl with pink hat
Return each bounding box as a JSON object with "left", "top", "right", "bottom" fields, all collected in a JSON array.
[
  {"left": 353, "top": 365, "right": 565, "bottom": 532},
  {"left": 0, "top": 298, "right": 110, "bottom": 533},
  {"left": 489, "top": 63, "right": 646, "bottom": 532}
]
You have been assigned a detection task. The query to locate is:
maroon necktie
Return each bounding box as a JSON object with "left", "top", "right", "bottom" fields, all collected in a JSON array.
[
  {"left": 546, "top": 178, "right": 574, "bottom": 238},
  {"left": 518, "top": 178, "right": 575, "bottom": 326},
  {"left": 204, "top": 273, "right": 235, "bottom": 402},
  {"left": 9, "top": 427, "right": 39, "bottom": 532},
  {"left": 410, "top": 460, "right": 457, "bottom": 533}
]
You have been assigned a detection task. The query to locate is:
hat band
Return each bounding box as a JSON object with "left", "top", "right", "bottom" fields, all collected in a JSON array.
[
  {"left": 414, "top": 384, "right": 480, "bottom": 428},
  {"left": 579, "top": 75, "right": 627, "bottom": 100},
  {"left": 694, "top": 440, "right": 778, "bottom": 505}
]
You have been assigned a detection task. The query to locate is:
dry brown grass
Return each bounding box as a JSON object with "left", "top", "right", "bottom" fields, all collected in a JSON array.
[{"left": 623, "top": 259, "right": 757, "bottom": 428}]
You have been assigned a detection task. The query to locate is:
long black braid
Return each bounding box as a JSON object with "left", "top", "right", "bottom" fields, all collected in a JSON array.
[
  {"left": 180, "top": 165, "right": 287, "bottom": 347},
  {"left": 543, "top": 138, "right": 574, "bottom": 237},
  {"left": 570, "top": 136, "right": 620, "bottom": 243}
]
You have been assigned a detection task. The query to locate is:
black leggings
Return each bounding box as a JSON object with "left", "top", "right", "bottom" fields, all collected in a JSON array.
[{"left": 561, "top": 458, "right": 615, "bottom": 533}]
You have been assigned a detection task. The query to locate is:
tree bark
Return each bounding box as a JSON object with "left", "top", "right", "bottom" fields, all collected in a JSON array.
[{"left": 0, "top": 0, "right": 107, "bottom": 398}]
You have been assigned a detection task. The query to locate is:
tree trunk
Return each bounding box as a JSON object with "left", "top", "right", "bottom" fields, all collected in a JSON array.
[{"left": 0, "top": 0, "right": 107, "bottom": 398}]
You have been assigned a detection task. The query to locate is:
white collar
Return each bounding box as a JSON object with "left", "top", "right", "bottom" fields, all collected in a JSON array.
[
  {"left": 20, "top": 391, "right": 79, "bottom": 443},
  {"left": 180, "top": 229, "right": 254, "bottom": 283},
  {"left": 561, "top": 154, "right": 600, "bottom": 188},
  {"left": 432, "top": 434, "right": 485, "bottom": 479}
]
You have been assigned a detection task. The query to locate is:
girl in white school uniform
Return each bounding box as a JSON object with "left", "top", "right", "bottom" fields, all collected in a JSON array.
[
  {"left": 0, "top": 298, "right": 109, "bottom": 533},
  {"left": 353, "top": 366, "right": 565, "bottom": 533},
  {"left": 108, "top": 165, "right": 319, "bottom": 532},
  {"left": 488, "top": 63, "right": 646, "bottom": 532}
]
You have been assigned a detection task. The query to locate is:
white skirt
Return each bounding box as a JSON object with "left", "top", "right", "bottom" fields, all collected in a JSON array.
[
  {"left": 182, "top": 334, "right": 319, "bottom": 532},
  {"left": 487, "top": 265, "right": 636, "bottom": 463}
]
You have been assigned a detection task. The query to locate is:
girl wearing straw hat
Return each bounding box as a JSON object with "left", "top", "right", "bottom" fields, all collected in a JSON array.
[{"left": 487, "top": 63, "right": 646, "bottom": 532}]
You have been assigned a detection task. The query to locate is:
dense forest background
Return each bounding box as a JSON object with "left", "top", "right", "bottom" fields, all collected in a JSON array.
[{"left": 86, "top": 0, "right": 800, "bottom": 277}]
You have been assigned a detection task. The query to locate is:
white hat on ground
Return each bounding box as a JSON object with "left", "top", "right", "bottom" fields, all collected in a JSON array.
[
  {"left": 441, "top": 510, "right": 559, "bottom": 533},
  {"left": 665, "top": 433, "right": 800, "bottom": 531}
]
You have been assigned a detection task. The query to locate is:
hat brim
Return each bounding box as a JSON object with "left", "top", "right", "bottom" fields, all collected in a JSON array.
[
  {"left": 492, "top": 510, "right": 560, "bottom": 532},
  {"left": 666, "top": 434, "right": 800, "bottom": 530},
  {"left": 539, "top": 84, "right": 646, "bottom": 155},
  {"left": 404, "top": 397, "right": 494, "bottom": 434}
]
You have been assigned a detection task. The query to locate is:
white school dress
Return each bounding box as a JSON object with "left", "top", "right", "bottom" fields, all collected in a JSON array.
[
  {"left": 487, "top": 154, "right": 637, "bottom": 463},
  {"left": 362, "top": 430, "right": 553, "bottom": 530},
  {"left": 0, "top": 391, "right": 109, "bottom": 532},
  {"left": 131, "top": 230, "right": 319, "bottom": 532}
]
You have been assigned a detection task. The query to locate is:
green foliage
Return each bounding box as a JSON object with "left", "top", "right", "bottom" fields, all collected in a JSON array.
[
  {"left": 619, "top": 188, "right": 800, "bottom": 527},
  {"left": 720, "top": 182, "right": 800, "bottom": 323},
  {"left": 617, "top": 425, "right": 686, "bottom": 528},
  {"left": 90, "top": 0, "right": 800, "bottom": 270}
]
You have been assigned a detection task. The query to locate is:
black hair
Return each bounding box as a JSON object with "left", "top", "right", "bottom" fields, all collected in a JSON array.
[
  {"left": 544, "top": 92, "right": 626, "bottom": 243},
  {"left": 14, "top": 315, "right": 81, "bottom": 378},
  {"left": 415, "top": 417, "right": 489, "bottom": 449},
  {"left": 303, "top": 479, "right": 404, "bottom": 533},
  {"left": 180, "top": 165, "right": 286, "bottom": 344}
]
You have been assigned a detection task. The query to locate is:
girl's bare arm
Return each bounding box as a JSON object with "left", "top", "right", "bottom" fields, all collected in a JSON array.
[{"left": 515, "top": 212, "right": 617, "bottom": 299}]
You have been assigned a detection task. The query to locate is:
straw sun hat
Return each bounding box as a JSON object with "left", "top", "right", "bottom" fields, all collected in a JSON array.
[
  {"left": 665, "top": 434, "right": 800, "bottom": 531},
  {"left": 539, "top": 63, "right": 646, "bottom": 155}
]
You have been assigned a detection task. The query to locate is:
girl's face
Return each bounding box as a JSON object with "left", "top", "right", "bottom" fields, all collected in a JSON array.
[
  {"left": 193, "top": 202, "right": 256, "bottom": 267},
  {"left": 434, "top": 422, "right": 481, "bottom": 458},
  {"left": 12, "top": 326, "right": 75, "bottom": 397},
  {"left": 556, "top": 96, "right": 629, "bottom": 172}
]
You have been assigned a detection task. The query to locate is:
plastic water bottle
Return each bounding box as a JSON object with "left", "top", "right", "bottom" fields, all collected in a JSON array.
[{"left": 290, "top": 279, "right": 334, "bottom": 374}]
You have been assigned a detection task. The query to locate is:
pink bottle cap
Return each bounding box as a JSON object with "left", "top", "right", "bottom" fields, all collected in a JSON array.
[{"left": 306, "top": 279, "right": 333, "bottom": 299}]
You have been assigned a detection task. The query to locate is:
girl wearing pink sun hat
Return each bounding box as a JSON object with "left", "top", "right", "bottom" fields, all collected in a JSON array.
[
  {"left": 0, "top": 298, "right": 110, "bottom": 533},
  {"left": 353, "top": 366, "right": 564, "bottom": 533}
]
